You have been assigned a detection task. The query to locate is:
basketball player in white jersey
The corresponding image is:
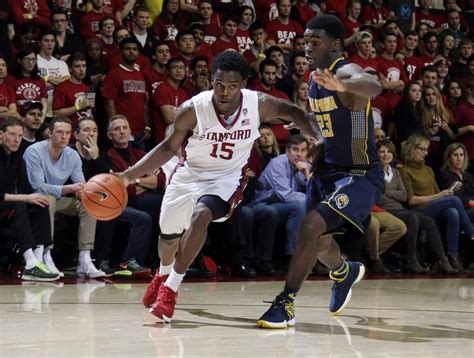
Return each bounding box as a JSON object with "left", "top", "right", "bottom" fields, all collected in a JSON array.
[{"left": 120, "top": 51, "right": 320, "bottom": 323}]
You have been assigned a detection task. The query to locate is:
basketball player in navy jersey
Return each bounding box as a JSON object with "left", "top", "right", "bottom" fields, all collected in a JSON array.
[
  {"left": 258, "top": 15, "right": 384, "bottom": 328},
  {"left": 119, "top": 51, "right": 320, "bottom": 323}
]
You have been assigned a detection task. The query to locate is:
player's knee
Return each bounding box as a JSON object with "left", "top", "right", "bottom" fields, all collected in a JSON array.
[
  {"left": 158, "top": 236, "right": 180, "bottom": 258},
  {"left": 191, "top": 204, "right": 213, "bottom": 226}
]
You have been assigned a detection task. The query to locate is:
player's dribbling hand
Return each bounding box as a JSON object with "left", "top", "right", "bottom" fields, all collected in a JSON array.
[{"left": 313, "top": 69, "right": 347, "bottom": 92}]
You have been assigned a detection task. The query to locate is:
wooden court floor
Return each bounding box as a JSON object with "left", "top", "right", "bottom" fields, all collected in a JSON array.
[{"left": 0, "top": 277, "right": 473, "bottom": 357}]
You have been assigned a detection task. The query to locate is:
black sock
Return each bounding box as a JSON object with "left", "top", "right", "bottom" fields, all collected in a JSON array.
[{"left": 280, "top": 285, "right": 298, "bottom": 302}]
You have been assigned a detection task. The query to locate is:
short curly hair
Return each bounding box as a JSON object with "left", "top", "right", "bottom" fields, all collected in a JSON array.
[{"left": 211, "top": 51, "right": 251, "bottom": 80}]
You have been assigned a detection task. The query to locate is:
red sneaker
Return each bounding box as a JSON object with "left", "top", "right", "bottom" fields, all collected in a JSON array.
[
  {"left": 149, "top": 284, "right": 178, "bottom": 322},
  {"left": 143, "top": 273, "right": 168, "bottom": 308}
]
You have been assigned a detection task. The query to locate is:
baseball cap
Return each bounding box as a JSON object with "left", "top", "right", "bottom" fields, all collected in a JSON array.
[{"left": 20, "top": 101, "right": 43, "bottom": 116}]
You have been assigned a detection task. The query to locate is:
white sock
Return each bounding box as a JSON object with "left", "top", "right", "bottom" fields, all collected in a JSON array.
[
  {"left": 33, "top": 245, "right": 44, "bottom": 262},
  {"left": 79, "top": 250, "right": 91, "bottom": 264},
  {"left": 23, "top": 249, "right": 39, "bottom": 269},
  {"left": 43, "top": 248, "right": 53, "bottom": 263},
  {"left": 159, "top": 260, "right": 175, "bottom": 276},
  {"left": 165, "top": 269, "right": 185, "bottom": 292}
]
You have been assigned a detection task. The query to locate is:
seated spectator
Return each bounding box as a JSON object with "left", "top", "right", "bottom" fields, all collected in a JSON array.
[
  {"left": 52, "top": 9, "right": 83, "bottom": 61},
  {"left": 36, "top": 29, "right": 71, "bottom": 121},
  {"left": 23, "top": 117, "right": 105, "bottom": 278},
  {"left": 182, "top": 55, "right": 211, "bottom": 98},
  {"left": 8, "top": 0, "right": 51, "bottom": 29},
  {"left": 106, "top": 115, "right": 165, "bottom": 239},
  {"left": 266, "top": 0, "right": 304, "bottom": 53},
  {"left": 72, "top": 117, "right": 152, "bottom": 278},
  {"left": 0, "top": 57, "right": 18, "bottom": 121},
  {"left": 440, "top": 143, "right": 474, "bottom": 221},
  {"left": 444, "top": 79, "right": 464, "bottom": 111},
  {"left": 377, "top": 139, "right": 455, "bottom": 273},
  {"left": 52, "top": 52, "right": 94, "bottom": 135},
  {"left": 393, "top": 81, "right": 423, "bottom": 144},
  {"left": 252, "top": 59, "right": 290, "bottom": 149},
  {"left": 9, "top": 46, "right": 48, "bottom": 122},
  {"left": 255, "top": 125, "right": 281, "bottom": 169},
  {"left": 454, "top": 79, "right": 474, "bottom": 169},
  {"left": 291, "top": 78, "right": 311, "bottom": 115},
  {"left": 211, "top": 14, "right": 239, "bottom": 56},
  {"left": 275, "top": 51, "right": 308, "bottom": 99},
  {"left": 363, "top": 209, "right": 407, "bottom": 274},
  {"left": 374, "top": 128, "right": 386, "bottom": 144},
  {"left": 399, "top": 133, "right": 474, "bottom": 272},
  {"left": 152, "top": 57, "right": 189, "bottom": 145},
  {"left": 18, "top": 102, "right": 43, "bottom": 156},
  {"left": 0, "top": 118, "right": 58, "bottom": 281},
  {"left": 243, "top": 21, "right": 270, "bottom": 75},
  {"left": 419, "top": 84, "right": 457, "bottom": 173},
  {"left": 152, "top": 0, "right": 184, "bottom": 42},
  {"left": 102, "top": 37, "right": 151, "bottom": 151},
  {"left": 236, "top": 5, "right": 253, "bottom": 52},
  {"left": 190, "top": 23, "right": 214, "bottom": 65},
  {"left": 144, "top": 41, "right": 170, "bottom": 95},
  {"left": 254, "top": 134, "right": 310, "bottom": 261}
]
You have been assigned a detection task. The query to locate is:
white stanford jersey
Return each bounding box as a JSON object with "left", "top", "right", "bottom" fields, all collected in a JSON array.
[{"left": 184, "top": 89, "right": 260, "bottom": 180}]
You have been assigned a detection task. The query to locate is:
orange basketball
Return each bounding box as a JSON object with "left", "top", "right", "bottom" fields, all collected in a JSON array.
[{"left": 81, "top": 173, "right": 128, "bottom": 221}]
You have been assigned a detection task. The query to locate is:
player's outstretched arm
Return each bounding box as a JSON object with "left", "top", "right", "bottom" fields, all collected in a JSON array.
[
  {"left": 313, "top": 63, "right": 382, "bottom": 111},
  {"left": 257, "top": 92, "right": 322, "bottom": 142},
  {"left": 120, "top": 101, "right": 196, "bottom": 185}
]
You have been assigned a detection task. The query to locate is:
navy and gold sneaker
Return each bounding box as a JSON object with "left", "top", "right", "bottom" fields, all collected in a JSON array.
[
  {"left": 256, "top": 294, "right": 296, "bottom": 329},
  {"left": 329, "top": 261, "right": 365, "bottom": 315}
]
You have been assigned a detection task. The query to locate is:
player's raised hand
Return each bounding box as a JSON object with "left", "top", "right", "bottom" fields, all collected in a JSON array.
[{"left": 313, "top": 69, "right": 347, "bottom": 92}]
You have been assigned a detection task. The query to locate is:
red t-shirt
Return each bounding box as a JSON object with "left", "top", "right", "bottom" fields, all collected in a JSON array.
[
  {"left": 102, "top": 65, "right": 148, "bottom": 135},
  {"left": 8, "top": 0, "right": 51, "bottom": 28},
  {"left": 235, "top": 28, "right": 252, "bottom": 52},
  {"left": 255, "top": 0, "right": 277, "bottom": 25},
  {"left": 80, "top": 11, "right": 109, "bottom": 39},
  {"left": 404, "top": 54, "right": 424, "bottom": 80},
  {"left": 349, "top": 54, "right": 379, "bottom": 73},
  {"left": 267, "top": 19, "right": 304, "bottom": 46},
  {"left": 293, "top": 1, "right": 316, "bottom": 25},
  {"left": 152, "top": 17, "right": 181, "bottom": 42},
  {"left": 377, "top": 56, "right": 408, "bottom": 83},
  {"left": 0, "top": 82, "right": 17, "bottom": 109},
  {"left": 415, "top": 10, "right": 442, "bottom": 29},
  {"left": 252, "top": 84, "right": 290, "bottom": 147},
  {"left": 370, "top": 95, "right": 388, "bottom": 129},
  {"left": 454, "top": 101, "right": 474, "bottom": 159},
  {"left": 107, "top": 52, "right": 151, "bottom": 71},
  {"left": 418, "top": 54, "right": 436, "bottom": 68},
  {"left": 326, "top": 0, "right": 349, "bottom": 19},
  {"left": 203, "top": 21, "right": 221, "bottom": 45},
  {"left": 143, "top": 67, "right": 167, "bottom": 95},
  {"left": 152, "top": 81, "right": 189, "bottom": 144},
  {"left": 211, "top": 37, "right": 239, "bottom": 56},
  {"left": 7, "top": 76, "right": 48, "bottom": 107},
  {"left": 103, "top": 0, "right": 124, "bottom": 16},
  {"left": 52, "top": 80, "right": 92, "bottom": 132},
  {"left": 193, "top": 42, "right": 214, "bottom": 66}
]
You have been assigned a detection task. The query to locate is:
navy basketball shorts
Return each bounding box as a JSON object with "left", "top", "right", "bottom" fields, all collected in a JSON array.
[{"left": 306, "top": 165, "right": 384, "bottom": 233}]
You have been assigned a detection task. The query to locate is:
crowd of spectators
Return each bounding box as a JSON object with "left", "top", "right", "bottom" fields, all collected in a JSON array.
[{"left": 1, "top": 0, "right": 474, "bottom": 281}]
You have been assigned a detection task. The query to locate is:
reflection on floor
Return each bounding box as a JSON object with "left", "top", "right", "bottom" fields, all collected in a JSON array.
[{"left": 1, "top": 278, "right": 473, "bottom": 356}]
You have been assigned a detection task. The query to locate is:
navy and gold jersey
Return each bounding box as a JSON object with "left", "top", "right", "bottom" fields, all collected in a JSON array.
[{"left": 309, "top": 57, "right": 378, "bottom": 169}]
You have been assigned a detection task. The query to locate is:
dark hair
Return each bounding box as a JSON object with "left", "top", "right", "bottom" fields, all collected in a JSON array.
[
  {"left": 0, "top": 117, "right": 24, "bottom": 132},
  {"left": 160, "top": 0, "right": 183, "bottom": 27},
  {"left": 423, "top": 31, "right": 437, "bottom": 43},
  {"left": 99, "top": 16, "right": 115, "bottom": 31},
  {"left": 249, "top": 20, "right": 265, "bottom": 35},
  {"left": 190, "top": 55, "right": 208, "bottom": 70},
  {"left": 287, "top": 134, "right": 309, "bottom": 149},
  {"left": 405, "top": 30, "right": 418, "bottom": 38},
  {"left": 447, "top": 8, "right": 460, "bottom": 16},
  {"left": 467, "top": 53, "right": 474, "bottom": 65},
  {"left": 265, "top": 45, "right": 283, "bottom": 57},
  {"left": 221, "top": 14, "right": 239, "bottom": 25},
  {"left": 52, "top": 9, "right": 68, "bottom": 19},
  {"left": 382, "top": 31, "right": 397, "bottom": 43},
  {"left": 422, "top": 65, "right": 438, "bottom": 76},
  {"left": 399, "top": 81, "right": 422, "bottom": 107},
  {"left": 152, "top": 40, "right": 169, "bottom": 54},
  {"left": 67, "top": 52, "right": 87, "bottom": 67},
  {"left": 239, "top": 5, "right": 254, "bottom": 22},
  {"left": 211, "top": 51, "right": 251, "bottom": 80},
  {"left": 134, "top": 5, "right": 150, "bottom": 15},
  {"left": 48, "top": 117, "right": 72, "bottom": 131},
  {"left": 76, "top": 117, "right": 96, "bottom": 132},
  {"left": 259, "top": 59, "right": 278, "bottom": 74},
  {"left": 113, "top": 26, "right": 130, "bottom": 42},
  {"left": 176, "top": 30, "right": 195, "bottom": 43},
  {"left": 119, "top": 36, "right": 142, "bottom": 51},
  {"left": 382, "top": 19, "right": 397, "bottom": 31},
  {"left": 290, "top": 51, "right": 306, "bottom": 68},
  {"left": 166, "top": 57, "right": 185, "bottom": 71},
  {"left": 189, "top": 22, "right": 205, "bottom": 34},
  {"left": 12, "top": 45, "right": 40, "bottom": 79},
  {"left": 39, "top": 28, "right": 56, "bottom": 41},
  {"left": 306, "top": 15, "right": 345, "bottom": 49}
]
